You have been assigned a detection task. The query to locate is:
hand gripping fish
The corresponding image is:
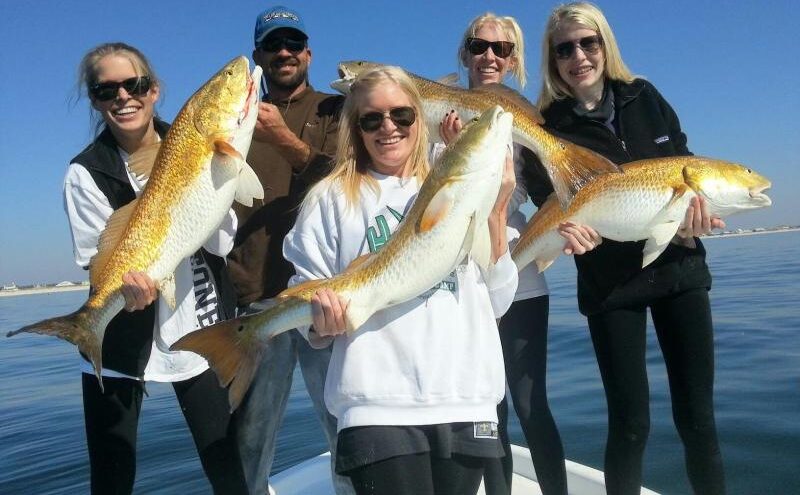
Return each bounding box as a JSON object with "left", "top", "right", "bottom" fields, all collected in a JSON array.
[
  {"left": 511, "top": 157, "right": 772, "bottom": 272},
  {"left": 7, "top": 56, "right": 264, "bottom": 386},
  {"left": 332, "top": 60, "right": 621, "bottom": 210},
  {"left": 171, "top": 106, "right": 514, "bottom": 411}
]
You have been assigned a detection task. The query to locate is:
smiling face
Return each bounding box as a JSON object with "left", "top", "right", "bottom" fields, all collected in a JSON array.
[
  {"left": 552, "top": 22, "right": 605, "bottom": 102},
  {"left": 253, "top": 27, "right": 311, "bottom": 95},
  {"left": 466, "top": 22, "right": 515, "bottom": 88},
  {"left": 90, "top": 54, "right": 159, "bottom": 140},
  {"left": 357, "top": 82, "right": 418, "bottom": 177}
]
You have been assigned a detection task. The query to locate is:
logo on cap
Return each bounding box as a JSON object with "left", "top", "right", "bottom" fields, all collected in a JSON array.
[{"left": 263, "top": 11, "right": 299, "bottom": 23}]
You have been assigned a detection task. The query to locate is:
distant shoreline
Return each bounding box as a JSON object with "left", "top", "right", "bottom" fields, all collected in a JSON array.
[
  {"left": 701, "top": 227, "right": 799, "bottom": 240},
  {"left": 0, "top": 285, "right": 89, "bottom": 298}
]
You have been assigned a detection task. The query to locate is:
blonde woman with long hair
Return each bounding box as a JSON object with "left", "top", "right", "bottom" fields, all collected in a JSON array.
[{"left": 283, "top": 66, "right": 518, "bottom": 495}]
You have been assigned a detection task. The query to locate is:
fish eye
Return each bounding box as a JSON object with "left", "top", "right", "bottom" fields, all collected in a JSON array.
[
  {"left": 559, "top": 142, "right": 566, "bottom": 150},
  {"left": 747, "top": 168, "right": 752, "bottom": 173},
  {"left": 226, "top": 70, "right": 233, "bottom": 76}
]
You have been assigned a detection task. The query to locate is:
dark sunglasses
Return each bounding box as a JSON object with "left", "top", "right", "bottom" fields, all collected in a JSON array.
[
  {"left": 358, "top": 106, "right": 416, "bottom": 133},
  {"left": 465, "top": 37, "right": 515, "bottom": 59},
  {"left": 90, "top": 76, "right": 151, "bottom": 102},
  {"left": 553, "top": 35, "right": 603, "bottom": 60},
  {"left": 260, "top": 36, "right": 307, "bottom": 53}
]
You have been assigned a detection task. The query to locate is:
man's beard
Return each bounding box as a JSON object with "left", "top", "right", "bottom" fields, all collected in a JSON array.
[{"left": 266, "top": 57, "right": 308, "bottom": 92}]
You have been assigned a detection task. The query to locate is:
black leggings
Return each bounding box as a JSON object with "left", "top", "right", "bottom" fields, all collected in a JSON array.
[
  {"left": 82, "top": 369, "right": 248, "bottom": 494},
  {"left": 484, "top": 295, "right": 568, "bottom": 495},
  {"left": 588, "top": 287, "right": 725, "bottom": 495},
  {"left": 347, "top": 451, "right": 485, "bottom": 495}
]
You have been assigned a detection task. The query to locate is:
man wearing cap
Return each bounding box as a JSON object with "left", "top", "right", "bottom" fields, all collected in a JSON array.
[{"left": 227, "top": 5, "right": 350, "bottom": 495}]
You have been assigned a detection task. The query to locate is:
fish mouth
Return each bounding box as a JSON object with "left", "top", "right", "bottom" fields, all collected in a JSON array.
[
  {"left": 238, "top": 65, "right": 262, "bottom": 126},
  {"left": 749, "top": 183, "right": 772, "bottom": 206}
]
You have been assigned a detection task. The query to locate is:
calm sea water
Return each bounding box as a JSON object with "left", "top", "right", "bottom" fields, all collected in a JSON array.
[{"left": 1, "top": 232, "right": 798, "bottom": 494}]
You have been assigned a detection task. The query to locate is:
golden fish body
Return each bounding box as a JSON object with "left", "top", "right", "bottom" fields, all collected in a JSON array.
[
  {"left": 512, "top": 157, "right": 772, "bottom": 272},
  {"left": 332, "top": 60, "right": 621, "bottom": 209},
  {"left": 171, "top": 106, "right": 514, "bottom": 410},
  {"left": 8, "top": 56, "right": 264, "bottom": 384}
]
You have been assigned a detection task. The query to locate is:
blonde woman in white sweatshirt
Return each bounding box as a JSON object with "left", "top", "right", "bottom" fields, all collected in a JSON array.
[{"left": 282, "top": 66, "right": 518, "bottom": 495}]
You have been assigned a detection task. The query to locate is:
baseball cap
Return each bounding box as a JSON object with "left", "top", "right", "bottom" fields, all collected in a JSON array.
[{"left": 254, "top": 6, "right": 308, "bottom": 46}]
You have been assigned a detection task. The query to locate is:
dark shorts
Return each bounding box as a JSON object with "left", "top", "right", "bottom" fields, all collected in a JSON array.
[{"left": 336, "top": 422, "right": 503, "bottom": 474}]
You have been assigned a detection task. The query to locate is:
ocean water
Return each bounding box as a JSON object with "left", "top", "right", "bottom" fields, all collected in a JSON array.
[{"left": 1, "top": 231, "right": 798, "bottom": 494}]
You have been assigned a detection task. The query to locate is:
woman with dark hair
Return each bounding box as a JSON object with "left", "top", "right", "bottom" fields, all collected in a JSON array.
[{"left": 67, "top": 42, "right": 247, "bottom": 494}]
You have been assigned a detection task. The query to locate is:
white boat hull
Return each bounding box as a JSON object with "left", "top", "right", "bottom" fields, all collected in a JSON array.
[{"left": 270, "top": 444, "right": 661, "bottom": 494}]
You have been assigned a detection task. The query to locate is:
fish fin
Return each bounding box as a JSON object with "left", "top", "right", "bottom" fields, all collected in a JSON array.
[
  {"left": 436, "top": 73, "right": 460, "bottom": 87},
  {"left": 642, "top": 222, "right": 681, "bottom": 267},
  {"left": 234, "top": 161, "right": 265, "bottom": 207},
  {"left": 535, "top": 259, "right": 555, "bottom": 273},
  {"left": 417, "top": 184, "right": 454, "bottom": 233},
  {"left": 278, "top": 279, "right": 328, "bottom": 299},
  {"left": 667, "top": 183, "right": 690, "bottom": 209},
  {"left": 212, "top": 138, "right": 244, "bottom": 162},
  {"left": 127, "top": 142, "right": 161, "bottom": 181},
  {"left": 7, "top": 305, "right": 105, "bottom": 391},
  {"left": 170, "top": 316, "right": 264, "bottom": 412},
  {"left": 548, "top": 142, "right": 622, "bottom": 210},
  {"left": 89, "top": 199, "right": 138, "bottom": 287},
  {"left": 159, "top": 273, "right": 176, "bottom": 310},
  {"left": 343, "top": 299, "right": 375, "bottom": 333},
  {"left": 473, "top": 83, "right": 545, "bottom": 124},
  {"left": 467, "top": 214, "right": 493, "bottom": 272}
]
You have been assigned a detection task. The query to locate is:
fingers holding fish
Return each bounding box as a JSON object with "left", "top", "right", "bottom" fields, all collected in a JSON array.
[
  {"left": 678, "top": 196, "right": 726, "bottom": 240},
  {"left": 121, "top": 271, "right": 158, "bottom": 312},
  {"left": 439, "top": 110, "right": 462, "bottom": 145},
  {"left": 558, "top": 221, "right": 602, "bottom": 255},
  {"left": 493, "top": 151, "right": 516, "bottom": 214},
  {"left": 311, "top": 288, "right": 349, "bottom": 337}
]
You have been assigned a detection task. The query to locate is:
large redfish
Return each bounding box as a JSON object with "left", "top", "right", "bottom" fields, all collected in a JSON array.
[
  {"left": 511, "top": 157, "right": 772, "bottom": 272},
  {"left": 8, "top": 56, "right": 264, "bottom": 386}
]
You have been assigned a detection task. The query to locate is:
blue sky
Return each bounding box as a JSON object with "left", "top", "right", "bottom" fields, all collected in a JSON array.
[{"left": 1, "top": 0, "right": 797, "bottom": 285}]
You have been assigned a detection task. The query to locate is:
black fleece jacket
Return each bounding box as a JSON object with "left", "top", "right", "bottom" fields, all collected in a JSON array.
[{"left": 523, "top": 78, "right": 712, "bottom": 315}]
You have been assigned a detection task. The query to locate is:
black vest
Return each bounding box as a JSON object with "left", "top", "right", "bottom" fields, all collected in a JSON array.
[{"left": 70, "top": 120, "right": 237, "bottom": 376}]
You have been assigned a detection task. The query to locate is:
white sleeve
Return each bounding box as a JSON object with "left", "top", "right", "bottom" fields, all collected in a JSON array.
[
  {"left": 282, "top": 188, "right": 339, "bottom": 347},
  {"left": 480, "top": 250, "right": 519, "bottom": 318},
  {"left": 63, "top": 164, "right": 113, "bottom": 268}
]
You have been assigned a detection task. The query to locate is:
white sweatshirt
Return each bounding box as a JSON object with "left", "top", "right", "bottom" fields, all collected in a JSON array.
[
  {"left": 63, "top": 148, "right": 237, "bottom": 382},
  {"left": 283, "top": 172, "right": 518, "bottom": 431}
]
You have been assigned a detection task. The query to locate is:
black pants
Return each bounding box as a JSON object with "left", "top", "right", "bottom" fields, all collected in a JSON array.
[
  {"left": 82, "top": 369, "right": 248, "bottom": 494},
  {"left": 483, "top": 295, "right": 568, "bottom": 495},
  {"left": 588, "top": 287, "right": 725, "bottom": 495},
  {"left": 347, "top": 451, "right": 485, "bottom": 495}
]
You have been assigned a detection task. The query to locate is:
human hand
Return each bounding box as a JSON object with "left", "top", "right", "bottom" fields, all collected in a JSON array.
[
  {"left": 676, "top": 196, "right": 726, "bottom": 239},
  {"left": 253, "top": 102, "right": 290, "bottom": 143},
  {"left": 310, "top": 288, "right": 349, "bottom": 337},
  {"left": 558, "top": 222, "right": 602, "bottom": 255},
  {"left": 121, "top": 271, "right": 158, "bottom": 312},
  {"left": 439, "top": 110, "right": 463, "bottom": 144}
]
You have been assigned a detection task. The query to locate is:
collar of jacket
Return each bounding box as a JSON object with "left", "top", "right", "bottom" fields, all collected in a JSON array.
[
  {"left": 266, "top": 84, "right": 315, "bottom": 106},
  {"left": 76, "top": 118, "right": 170, "bottom": 184},
  {"left": 545, "top": 78, "right": 645, "bottom": 130}
]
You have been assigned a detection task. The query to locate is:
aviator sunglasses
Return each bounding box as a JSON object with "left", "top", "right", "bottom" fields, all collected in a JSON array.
[
  {"left": 358, "top": 106, "right": 416, "bottom": 133},
  {"left": 90, "top": 76, "right": 151, "bottom": 102},
  {"left": 465, "top": 37, "right": 515, "bottom": 59},
  {"left": 553, "top": 35, "right": 603, "bottom": 60},
  {"left": 260, "top": 35, "right": 307, "bottom": 53}
]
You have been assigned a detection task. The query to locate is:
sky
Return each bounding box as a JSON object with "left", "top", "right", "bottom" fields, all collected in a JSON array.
[{"left": 0, "top": 0, "right": 798, "bottom": 285}]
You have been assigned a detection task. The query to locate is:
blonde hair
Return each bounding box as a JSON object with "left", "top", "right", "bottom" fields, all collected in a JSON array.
[
  {"left": 537, "top": 2, "right": 635, "bottom": 110},
  {"left": 458, "top": 12, "right": 527, "bottom": 89},
  {"left": 308, "top": 66, "right": 430, "bottom": 211},
  {"left": 76, "top": 42, "right": 161, "bottom": 133}
]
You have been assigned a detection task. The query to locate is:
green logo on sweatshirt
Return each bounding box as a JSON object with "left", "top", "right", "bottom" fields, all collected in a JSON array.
[{"left": 366, "top": 206, "right": 404, "bottom": 253}]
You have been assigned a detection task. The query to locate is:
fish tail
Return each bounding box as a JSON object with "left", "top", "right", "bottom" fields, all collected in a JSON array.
[
  {"left": 7, "top": 307, "right": 105, "bottom": 390},
  {"left": 170, "top": 316, "right": 265, "bottom": 412}
]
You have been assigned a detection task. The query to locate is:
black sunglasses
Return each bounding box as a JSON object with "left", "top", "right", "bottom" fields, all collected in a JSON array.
[
  {"left": 553, "top": 35, "right": 603, "bottom": 60},
  {"left": 260, "top": 35, "right": 307, "bottom": 53},
  {"left": 90, "top": 76, "right": 151, "bottom": 102},
  {"left": 465, "top": 37, "right": 515, "bottom": 59},
  {"left": 358, "top": 106, "right": 416, "bottom": 133}
]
